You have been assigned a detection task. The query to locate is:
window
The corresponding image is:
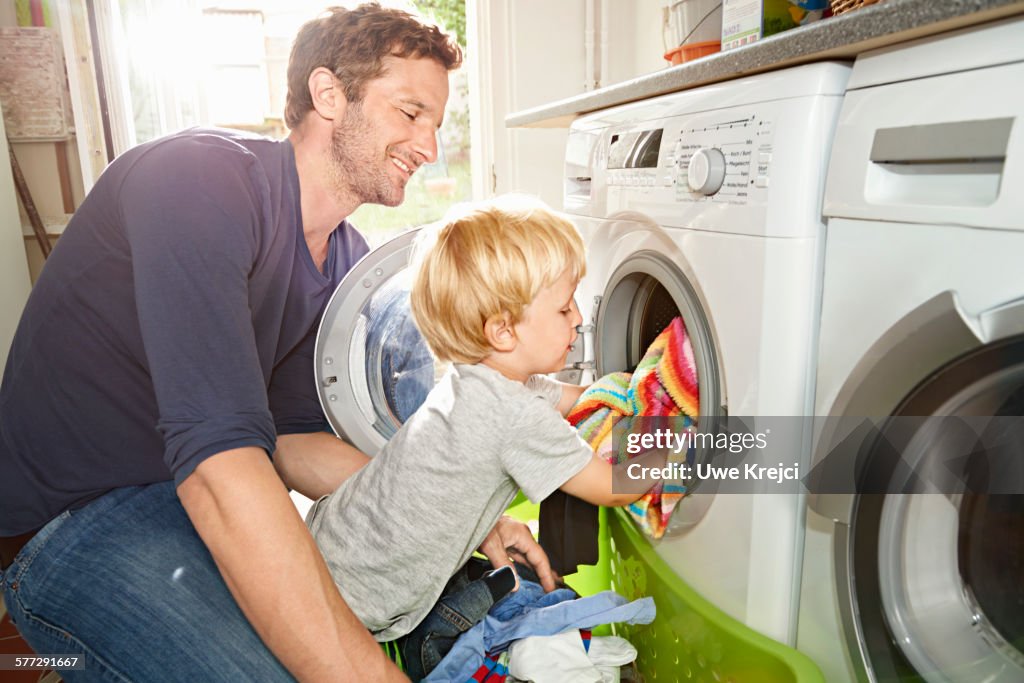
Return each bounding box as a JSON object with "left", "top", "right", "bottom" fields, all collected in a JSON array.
[{"left": 103, "top": 0, "right": 471, "bottom": 245}]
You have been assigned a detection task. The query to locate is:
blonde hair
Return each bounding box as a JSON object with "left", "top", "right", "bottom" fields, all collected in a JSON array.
[{"left": 410, "top": 195, "right": 586, "bottom": 364}]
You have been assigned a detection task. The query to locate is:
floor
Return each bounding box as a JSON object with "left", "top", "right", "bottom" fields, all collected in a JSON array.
[{"left": 0, "top": 599, "right": 61, "bottom": 683}]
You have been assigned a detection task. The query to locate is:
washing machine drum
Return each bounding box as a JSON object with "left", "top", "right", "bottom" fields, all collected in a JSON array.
[{"left": 850, "top": 336, "right": 1024, "bottom": 682}]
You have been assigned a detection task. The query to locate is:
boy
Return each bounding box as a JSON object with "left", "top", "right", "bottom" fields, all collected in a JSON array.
[{"left": 307, "top": 196, "right": 643, "bottom": 679}]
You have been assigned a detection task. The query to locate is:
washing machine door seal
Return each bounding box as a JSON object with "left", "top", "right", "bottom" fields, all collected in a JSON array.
[
  {"left": 592, "top": 249, "right": 726, "bottom": 531},
  {"left": 593, "top": 250, "right": 723, "bottom": 416}
]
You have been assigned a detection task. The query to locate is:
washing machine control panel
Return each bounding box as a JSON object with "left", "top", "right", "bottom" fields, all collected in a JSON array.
[
  {"left": 564, "top": 68, "right": 849, "bottom": 237},
  {"left": 599, "top": 112, "right": 776, "bottom": 207}
]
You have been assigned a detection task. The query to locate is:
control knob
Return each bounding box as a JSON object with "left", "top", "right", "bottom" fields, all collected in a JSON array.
[{"left": 687, "top": 147, "right": 726, "bottom": 195}]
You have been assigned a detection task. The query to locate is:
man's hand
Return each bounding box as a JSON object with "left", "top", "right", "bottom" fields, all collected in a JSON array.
[{"left": 478, "top": 515, "right": 558, "bottom": 592}]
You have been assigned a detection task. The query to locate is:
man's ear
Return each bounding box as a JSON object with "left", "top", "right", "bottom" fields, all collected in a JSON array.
[
  {"left": 308, "top": 67, "right": 346, "bottom": 122},
  {"left": 484, "top": 312, "right": 517, "bottom": 352}
]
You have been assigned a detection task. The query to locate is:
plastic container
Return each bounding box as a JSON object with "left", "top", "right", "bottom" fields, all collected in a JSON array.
[
  {"left": 607, "top": 508, "right": 825, "bottom": 682},
  {"left": 664, "top": 39, "right": 722, "bottom": 65},
  {"left": 667, "top": 0, "right": 724, "bottom": 45},
  {"left": 506, "top": 495, "right": 825, "bottom": 681}
]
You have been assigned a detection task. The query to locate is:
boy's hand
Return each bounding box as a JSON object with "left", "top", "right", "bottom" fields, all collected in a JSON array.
[{"left": 478, "top": 515, "right": 559, "bottom": 592}]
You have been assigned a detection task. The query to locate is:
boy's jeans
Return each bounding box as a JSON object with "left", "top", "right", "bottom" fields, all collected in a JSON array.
[{"left": 396, "top": 557, "right": 524, "bottom": 681}]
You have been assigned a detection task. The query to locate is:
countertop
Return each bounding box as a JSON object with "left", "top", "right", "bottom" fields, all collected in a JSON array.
[{"left": 506, "top": 0, "right": 1024, "bottom": 128}]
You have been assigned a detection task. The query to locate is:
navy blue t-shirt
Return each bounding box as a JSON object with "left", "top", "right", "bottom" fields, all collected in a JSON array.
[{"left": 0, "top": 128, "right": 369, "bottom": 535}]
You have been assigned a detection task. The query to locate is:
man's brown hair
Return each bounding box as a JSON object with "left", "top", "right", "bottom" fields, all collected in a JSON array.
[{"left": 285, "top": 3, "right": 462, "bottom": 129}]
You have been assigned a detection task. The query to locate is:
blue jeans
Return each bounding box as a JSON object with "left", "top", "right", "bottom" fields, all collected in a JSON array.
[
  {"left": 395, "top": 558, "right": 532, "bottom": 682},
  {"left": 1, "top": 481, "right": 293, "bottom": 682},
  {"left": 365, "top": 284, "right": 434, "bottom": 427}
]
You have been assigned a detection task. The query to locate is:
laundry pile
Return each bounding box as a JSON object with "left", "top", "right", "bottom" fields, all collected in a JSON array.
[
  {"left": 423, "top": 578, "right": 655, "bottom": 682},
  {"left": 567, "top": 316, "right": 699, "bottom": 538}
]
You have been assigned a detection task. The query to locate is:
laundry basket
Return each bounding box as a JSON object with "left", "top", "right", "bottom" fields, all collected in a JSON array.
[
  {"left": 831, "top": 0, "right": 883, "bottom": 15},
  {"left": 607, "top": 508, "right": 825, "bottom": 683}
]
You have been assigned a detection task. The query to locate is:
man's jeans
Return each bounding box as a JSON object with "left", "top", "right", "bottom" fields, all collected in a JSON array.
[
  {"left": 396, "top": 558, "right": 523, "bottom": 681},
  {"left": 1, "top": 481, "right": 293, "bottom": 682}
]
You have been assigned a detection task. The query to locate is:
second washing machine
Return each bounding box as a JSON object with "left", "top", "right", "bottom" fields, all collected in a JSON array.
[{"left": 799, "top": 16, "right": 1024, "bottom": 683}]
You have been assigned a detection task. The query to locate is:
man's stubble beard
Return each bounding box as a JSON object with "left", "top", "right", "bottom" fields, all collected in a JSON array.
[{"left": 327, "top": 103, "right": 404, "bottom": 208}]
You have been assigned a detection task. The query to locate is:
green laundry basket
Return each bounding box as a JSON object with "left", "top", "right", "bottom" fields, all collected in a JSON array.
[
  {"left": 477, "top": 495, "right": 823, "bottom": 682},
  {"left": 607, "top": 507, "right": 825, "bottom": 683}
]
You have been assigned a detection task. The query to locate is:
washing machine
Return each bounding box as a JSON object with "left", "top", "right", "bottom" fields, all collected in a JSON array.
[
  {"left": 797, "top": 16, "right": 1024, "bottom": 683},
  {"left": 310, "top": 60, "right": 849, "bottom": 649},
  {"left": 561, "top": 61, "right": 850, "bottom": 646}
]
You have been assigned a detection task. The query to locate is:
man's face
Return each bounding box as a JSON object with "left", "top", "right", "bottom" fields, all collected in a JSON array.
[{"left": 328, "top": 56, "right": 450, "bottom": 208}]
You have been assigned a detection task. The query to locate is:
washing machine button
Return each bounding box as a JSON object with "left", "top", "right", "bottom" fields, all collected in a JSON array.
[{"left": 687, "top": 148, "right": 727, "bottom": 195}]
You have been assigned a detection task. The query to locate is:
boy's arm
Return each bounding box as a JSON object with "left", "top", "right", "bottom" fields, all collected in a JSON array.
[
  {"left": 559, "top": 448, "right": 671, "bottom": 507},
  {"left": 555, "top": 382, "right": 589, "bottom": 416},
  {"left": 558, "top": 454, "right": 644, "bottom": 507}
]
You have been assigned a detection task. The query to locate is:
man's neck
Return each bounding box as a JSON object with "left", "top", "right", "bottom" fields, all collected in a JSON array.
[{"left": 288, "top": 127, "right": 359, "bottom": 272}]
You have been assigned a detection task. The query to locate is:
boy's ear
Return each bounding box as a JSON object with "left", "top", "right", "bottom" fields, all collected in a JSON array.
[{"left": 484, "top": 312, "right": 517, "bottom": 352}]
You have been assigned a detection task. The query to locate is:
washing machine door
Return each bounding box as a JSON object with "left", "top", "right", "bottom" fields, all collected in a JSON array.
[
  {"left": 591, "top": 247, "right": 726, "bottom": 532},
  {"left": 315, "top": 229, "right": 591, "bottom": 455},
  {"left": 849, "top": 335, "right": 1024, "bottom": 683},
  {"left": 314, "top": 230, "right": 440, "bottom": 455}
]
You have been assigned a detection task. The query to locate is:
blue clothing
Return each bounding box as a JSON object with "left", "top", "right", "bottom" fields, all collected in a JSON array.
[
  {"left": 364, "top": 281, "right": 434, "bottom": 432},
  {"left": 0, "top": 128, "right": 369, "bottom": 535},
  {"left": 1, "top": 481, "right": 295, "bottom": 681},
  {"left": 396, "top": 558, "right": 519, "bottom": 681},
  {"left": 425, "top": 582, "right": 656, "bottom": 682}
]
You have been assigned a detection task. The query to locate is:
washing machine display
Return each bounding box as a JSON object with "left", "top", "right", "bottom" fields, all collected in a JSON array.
[
  {"left": 565, "top": 61, "right": 850, "bottom": 645},
  {"left": 800, "top": 15, "right": 1024, "bottom": 683}
]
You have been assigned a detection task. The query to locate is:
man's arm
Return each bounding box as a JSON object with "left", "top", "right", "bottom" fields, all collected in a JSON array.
[
  {"left": 273, "top": 432, "right": 370, "bottom": 500},
  {"left": 177, "top": 447, "right": 406, "bottom": 682}
]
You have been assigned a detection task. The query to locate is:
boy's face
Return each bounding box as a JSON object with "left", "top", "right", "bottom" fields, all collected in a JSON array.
[{"left": 512, "top": 269, "right": 584, "bottom": 376}]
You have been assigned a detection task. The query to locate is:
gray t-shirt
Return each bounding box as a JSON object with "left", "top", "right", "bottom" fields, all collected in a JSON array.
[{"left": 307, "top": 363, "right": 593, "bottom": 640}]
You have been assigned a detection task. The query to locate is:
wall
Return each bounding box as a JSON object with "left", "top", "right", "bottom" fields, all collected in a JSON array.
[
  {"left": 0, "top": 102, "right": 32, "bottom": 371},
  {"left": 0, "top": 3, "right": 89, "bottom": 373},
  {"left": 472, "top": 0, "right": 667, "bottom": 209},
  {"left": 605, "top": 1, "right": 671, "bottom": 85},
  {"left": 470, "top": 0, "right": 583, "bottom": 207},
  {"left": 0, "top": 5, "right": 87, "bottom": 279}
]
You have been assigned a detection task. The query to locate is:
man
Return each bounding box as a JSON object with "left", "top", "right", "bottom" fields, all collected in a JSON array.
[{"left": 0, "top": 5, "right": 555, "bottom": 681}]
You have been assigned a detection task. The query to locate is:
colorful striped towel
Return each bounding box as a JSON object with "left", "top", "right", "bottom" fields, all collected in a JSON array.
[{"left": 567, "top": 316, "right": 699, "bottom": 538}]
